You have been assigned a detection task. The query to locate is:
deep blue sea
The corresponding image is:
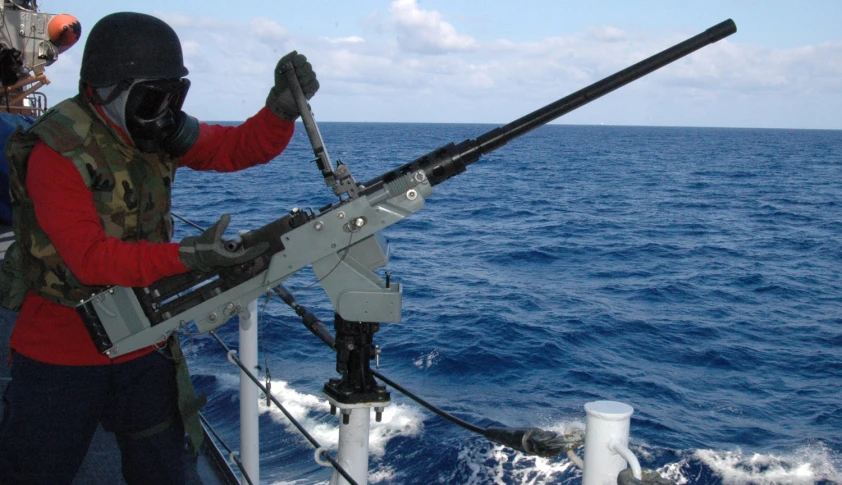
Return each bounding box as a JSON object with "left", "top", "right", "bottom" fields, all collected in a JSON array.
[{"left": 172, "top": 122, "right": 842, "bottom": 485}]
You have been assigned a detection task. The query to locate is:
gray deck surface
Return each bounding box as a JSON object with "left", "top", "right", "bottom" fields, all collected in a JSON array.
[{"left": 0, "top": 224, "right": 237, "bottom": 484}]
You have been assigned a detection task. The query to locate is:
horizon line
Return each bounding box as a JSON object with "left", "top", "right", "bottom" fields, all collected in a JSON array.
[{"left": 203, "top": 120, "right": 842, "bottom": 132}]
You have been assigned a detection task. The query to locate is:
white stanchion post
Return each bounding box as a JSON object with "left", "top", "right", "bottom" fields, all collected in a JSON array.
[
  {"left": 239, "top": 300, "right": 260, "bottom": 485},
  {"left": 582, "top": 400, "right": 634, "bottom": 485},
  {"left": 329, "top": 402, "right": 373, "bottom": 485}
]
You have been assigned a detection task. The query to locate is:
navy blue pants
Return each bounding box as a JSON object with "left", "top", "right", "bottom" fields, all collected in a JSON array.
[{"left": 0, "top": 350, "right": 185, "bottom": 484}]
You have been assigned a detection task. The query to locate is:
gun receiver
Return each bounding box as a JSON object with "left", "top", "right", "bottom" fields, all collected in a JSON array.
[{"left": 78, "top": 20, "right": 737, "bottom": 357}]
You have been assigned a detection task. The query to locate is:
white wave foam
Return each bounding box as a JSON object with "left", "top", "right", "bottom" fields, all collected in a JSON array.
[
  {"left": 448, "top": 442, "right": 578, "bottom": 485},
  {"left": 440, "top": 419, "right": 583, "bottom": 485},
  {"left": 203, "top": 371, "right": 842, "bottom": 485},
  {"left": 369, "top": 403, "right": 425, "bottom": 457},
  {"left": 413, "top": 348, "right": 442, "bottom": 369},
  {"left": 268, "top": 479, "right": 316, "bottom": 485},
  {"left": 258, "top": 379, "right": 424, "bottom": 458},
  {"left": 208, "top": 369, "right": 242, "bottom": 391},
  {"left": 659, "top": 442, "right": 842, "bottom": 485},
  {"left": 369, "top": 465, "right": 398, "bottom": 483}
]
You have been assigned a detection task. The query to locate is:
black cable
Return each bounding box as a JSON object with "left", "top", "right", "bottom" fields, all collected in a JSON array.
[
  {"left": 272, "top": 285, "right": 486, "bottom": 435},
  {"left": 198, "top": 413, "right": 231, "bottom": 453},
  {"left": 271, "top": 284, "right": 581, "bottom": 458},
  {"left": 199, "top": 413, "right": 255, "bottom": 485},
  {"left": 230, "top": 454, "right": 252, "bottom": 485},
  {"left": 371, "top": 369, "right": 485, "bottom": 435},
  {"left": 209, "top": 331, "right": 359, "bottom": 485}
]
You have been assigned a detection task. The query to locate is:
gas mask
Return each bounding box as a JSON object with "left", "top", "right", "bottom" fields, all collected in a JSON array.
[{"left": 123, "top": 78, "right": 199, "bottom": 156}]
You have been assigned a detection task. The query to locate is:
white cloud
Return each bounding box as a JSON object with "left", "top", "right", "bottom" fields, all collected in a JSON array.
[
  {"left": 155, "top": 12, "right": 226, "bottom": 31},
  {"left": 250, "top": 17, "right": 290, "bottom": 44},
  {"left": 181, "top": 40, "right": 201, "bottom": 57},
  {"left": 655, "top": 39, "right": 842, "bottom": 98},
  {"left": 38, "top": 8, "right": 842, "bottom": 128},
  {"left": 154, "top": 12, "right": 195, "bottom": 29},
  {"left": 587, "top": 26, "right": 627, "bottom": 42},
  {"left": 388, "top": 0, "right": 478, "bottom": 54},
  {"left": 362, "top": 11, "right": 388, "bottom": 35},
  {"left": 322, "top": 36, "right": 366, "bottom": 45}
]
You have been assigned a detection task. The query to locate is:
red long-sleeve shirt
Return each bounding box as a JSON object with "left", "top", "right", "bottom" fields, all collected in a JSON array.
[{"left": 10, "top": 107, "right": 294, "bottom": 365}]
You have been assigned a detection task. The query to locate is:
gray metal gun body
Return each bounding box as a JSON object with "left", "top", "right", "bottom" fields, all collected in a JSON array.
[{"left": 79, "top": 170, "right": 431, "bottom": 357}]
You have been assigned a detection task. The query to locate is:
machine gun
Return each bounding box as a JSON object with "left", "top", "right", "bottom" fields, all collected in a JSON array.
[{"left": 78, "top": 20, "right": 737, "bottom": 364}]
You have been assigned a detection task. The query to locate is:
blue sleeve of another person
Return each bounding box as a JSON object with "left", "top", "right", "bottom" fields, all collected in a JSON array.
[{"left": 0, "top": 113, "right": 35, "bottom": 225}]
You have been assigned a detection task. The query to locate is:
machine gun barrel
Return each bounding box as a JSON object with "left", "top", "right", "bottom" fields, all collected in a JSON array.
[{"left": 361, "top": 19, "right": 736, "bottom": 193}]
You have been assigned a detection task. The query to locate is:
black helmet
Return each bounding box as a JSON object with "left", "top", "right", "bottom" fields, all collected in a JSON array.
[{"left": 80, "top": 12, "right": 188, "bottom": 87}]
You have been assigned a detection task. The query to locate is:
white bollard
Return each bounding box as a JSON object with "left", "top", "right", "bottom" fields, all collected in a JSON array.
[{"left": 582, "top": 401, "right": 634, "bottom": 485}]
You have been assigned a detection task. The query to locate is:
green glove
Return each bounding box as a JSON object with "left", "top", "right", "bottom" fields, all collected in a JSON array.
[
  {"left": 266, "top": 50, "right": 320, "bottom": 121},
  {"left": 178, "top": 214, "right": 268, "bottom": 272}
]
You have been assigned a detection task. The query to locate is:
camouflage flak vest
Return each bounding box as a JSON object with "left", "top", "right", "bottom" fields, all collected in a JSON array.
[{"left": 6, "top": 95, "right": 178, "bottom": 305}]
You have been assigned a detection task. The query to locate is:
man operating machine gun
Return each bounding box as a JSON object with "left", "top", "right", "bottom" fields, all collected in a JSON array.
[
  {"left": 0, "top": 11, "right": 737, "bottom": 485},
  {"left": 0, "top": 11, "right": 318, "bottom": 484},
  {"left": 53, "top": 16, "right": 737, "bottom": 485}
]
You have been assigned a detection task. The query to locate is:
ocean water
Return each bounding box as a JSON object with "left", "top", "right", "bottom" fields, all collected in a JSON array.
[{"left": 172, "top": 122, "right": 842, "bottom": 485}]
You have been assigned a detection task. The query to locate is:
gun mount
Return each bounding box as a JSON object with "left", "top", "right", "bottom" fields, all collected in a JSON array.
[{"left": 77, "top": 20, "right": 737, "bottom": 357}]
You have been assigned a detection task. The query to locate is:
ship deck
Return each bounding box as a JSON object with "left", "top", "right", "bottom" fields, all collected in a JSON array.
[{"left": 0, "top": 224, "right": 237, "bottom": 484}]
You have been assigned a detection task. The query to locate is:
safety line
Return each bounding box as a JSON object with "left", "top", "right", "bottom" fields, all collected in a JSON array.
[{"left": 209, "top": 331, "right": 359, "bottom": 485}]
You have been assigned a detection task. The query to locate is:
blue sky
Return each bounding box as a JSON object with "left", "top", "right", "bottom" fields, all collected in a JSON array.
[{"left": 37, "top": 0, "right": 842, "bottom": 129}]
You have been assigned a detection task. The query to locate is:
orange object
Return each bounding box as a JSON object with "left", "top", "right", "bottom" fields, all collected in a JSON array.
[{"left": 48, "top": 14, "right": 81, "bottom": 52}]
